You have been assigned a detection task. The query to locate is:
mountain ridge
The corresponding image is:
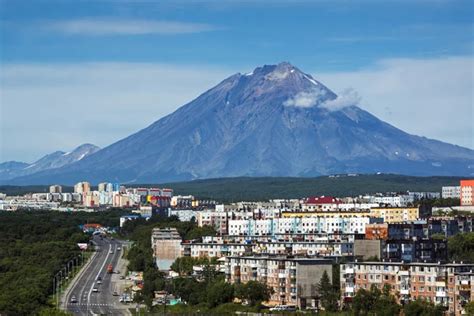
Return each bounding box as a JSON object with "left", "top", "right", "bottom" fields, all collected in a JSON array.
[{"left": 0, "top": 143, "right": 100, "bottom": 181}]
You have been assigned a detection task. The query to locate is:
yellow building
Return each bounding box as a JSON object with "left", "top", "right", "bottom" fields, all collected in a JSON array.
[{"left": 370, "top": 207, "right": 419, "bottom": 223}]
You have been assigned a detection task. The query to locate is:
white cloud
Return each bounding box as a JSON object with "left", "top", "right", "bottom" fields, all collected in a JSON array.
[
  {"left": 0, "top": 63, "right": 233, "bottom": 162},
  {"left": 44, "top": 18, "right": 216, "bottom": 36},
  {"left": 320, "top": 88, "right": 361, "bottom": 111},
  {"left": 283, "top": 89, "right": 325, "bottom": 108},
  {"left": 317, "top": 56, "right": 474, "bottom": 149}
]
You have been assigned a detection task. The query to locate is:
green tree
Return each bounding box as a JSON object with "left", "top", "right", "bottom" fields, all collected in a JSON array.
[
  {"left": 317, "top": 270, "right": 339, "bottom": 312},
  {"left": 464, "top": 301, "right": 474, "bottom": 316},
  {"left": 206, "top": 281, "right": 234, "bottom": 307},
  {"left": 235, "top": 281, "right": 273, "bottom": 306},
  {"left": 403, "top": 298, "right": 445, "bottom": 316},
  {"left": 373, "top": 285, "right": 400, "bottom": 316},
  {"left": 448, "top": 232, "right": 474, "bottom": 263}
]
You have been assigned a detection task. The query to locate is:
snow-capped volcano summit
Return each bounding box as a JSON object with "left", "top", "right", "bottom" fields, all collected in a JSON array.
[{"left": 4, "top": 62, "right": 473, "bottom": 184}]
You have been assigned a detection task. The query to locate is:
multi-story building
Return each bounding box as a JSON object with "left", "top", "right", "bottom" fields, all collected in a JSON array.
[
  {"left": 226, "top": 255, "right": 333, "bottom": 309},
  {"left": 197, "top": 211, "right": 228, "bottom": 234},
  {"left": 442, "top": 186, "right": 461, "bottom": 199},
  {"left": 49, "top": 185, "right": 62, "bottom": 194},
  {"left": 301, "top": 196, "right": 341, "bottom": 211},
  {"left": 363, "top": 222, "right": 448, "bottom": 262},
  {"left": 228, "top": 217, "right": 381, "bottom": 236},
  {"left": 370, "top": 207, "right": 420, "bottom": 223},
  {"left": 74, "top": 182, "right": 91, "bottom": 194},
  {"left": 168, "top": 209, "right": 197, "bottom": 222},
  {"left": 151, "top": 228, "right": 182, "bottom": 270},
  {"left": 460, "top": 180, "right": 474, "bottom": 206},
  {"left": 340, "top": 261, "right": 474, "bottom": 316},
  {"left": 98, "top": 182, "right": 108, "bottom": 192},
  {"left": 182, "top": 235, "right": 354, "bottom": 259},
  {"left": 171, "top": 195, "right": 197, "bottom": 208}
]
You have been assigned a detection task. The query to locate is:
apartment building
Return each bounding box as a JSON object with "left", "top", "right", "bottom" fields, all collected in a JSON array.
[
  {"left": 151, "top": 227, "right": 182, "bottom": 270},
  {"left": 370, "top": 207, "right": 420, "bottom": 223},
  {"left": 228, "top": 217, "right": 381, "bottom": 236},
  {"left": 182, "top": 237, "right": 354, "bottom": 259},
  {"left": 442, "top": 186, "right": 461, "bottom": 199},
  {"left": 340, "top": 261, "right": 474, "bottom": 316},
  {"left": 460, "top": 180, "right": 474, "bottom": 206},
  {"left": 226, "top": 256, "right": 333, "bottom": 309},
  {"left": 49, "top": 185, "right": 62, "bottom": 194}
]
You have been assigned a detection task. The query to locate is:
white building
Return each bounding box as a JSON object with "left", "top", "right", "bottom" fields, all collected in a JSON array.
[
  {"left": 228, "top": 217, "right": 379, "bottom": 236},
  {"left": 442, "top": 186, "right": 461, "bottom": 199},
  {"left": 168, "top": 209, "right": 197, "bottom": 222}
]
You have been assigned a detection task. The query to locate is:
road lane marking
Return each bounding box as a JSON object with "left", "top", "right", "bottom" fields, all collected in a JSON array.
[{"left": 87, "top": 243, "right": 112, "bottom": 315}]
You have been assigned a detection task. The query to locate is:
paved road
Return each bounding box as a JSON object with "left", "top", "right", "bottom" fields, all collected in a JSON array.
[{"left": 64, "top": 236, "right": 131, "bottom": 315}]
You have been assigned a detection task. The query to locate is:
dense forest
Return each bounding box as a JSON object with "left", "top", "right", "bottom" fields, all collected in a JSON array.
[
  {"left": 1, "top": 174, "right": 464, "bottom": 201},
  {"left": 0, "top": 210, "right": 127, "bottom": 315}
]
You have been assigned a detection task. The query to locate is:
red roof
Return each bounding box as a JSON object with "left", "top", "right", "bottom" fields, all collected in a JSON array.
[
  {"left": 305, "top": 196, "right": 340, "bottom": 204},
  {"left": 83, "top": 223, "right": 102, "bottom": 229}
]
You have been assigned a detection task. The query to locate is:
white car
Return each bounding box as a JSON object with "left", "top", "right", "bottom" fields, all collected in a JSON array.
[
  {"left": 269, "top": 305, "right": 297, "bottom": 312},
  {"left": 92, "top": 288, "right": 99, "bottom": 293}
]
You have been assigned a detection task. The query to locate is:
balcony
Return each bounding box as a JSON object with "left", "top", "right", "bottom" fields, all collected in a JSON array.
[
  {"left": 459, "top": 284, "right": 471, "bottom": 292},
  {"left": 400, "top": 289, "right": 410, "bottom": 295},
  {"left": 436, "top": 291, "right": 447, "bottom": 297}
]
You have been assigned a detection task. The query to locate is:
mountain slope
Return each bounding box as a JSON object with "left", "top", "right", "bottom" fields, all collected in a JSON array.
[
  {"left": 5, "top": 62, "right": 474, "bottom": 184},
  {"left": 0, "top": 144, "right": 100, "bottom": 181}
]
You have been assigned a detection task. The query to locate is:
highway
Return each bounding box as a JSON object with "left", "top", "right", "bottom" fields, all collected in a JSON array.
[{"left": 64, "top": 235, "right": 131, "bottom": 316}]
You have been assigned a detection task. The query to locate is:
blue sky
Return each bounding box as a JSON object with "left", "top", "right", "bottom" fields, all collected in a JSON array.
[{"left": 1, "top": 0, "right": 473, "bottom": 161}]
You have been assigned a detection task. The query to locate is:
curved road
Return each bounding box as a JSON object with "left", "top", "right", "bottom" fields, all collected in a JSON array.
[{"left": 64, "top": 235, "right": 131, "bottom": 315}]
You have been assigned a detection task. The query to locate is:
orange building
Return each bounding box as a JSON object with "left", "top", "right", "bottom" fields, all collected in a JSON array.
[
  {"left": 460, "top": 180, "right": 474, "bottom": 206},
  {"left": 365, "top": 223, "right": 389, "bottom": 240}
]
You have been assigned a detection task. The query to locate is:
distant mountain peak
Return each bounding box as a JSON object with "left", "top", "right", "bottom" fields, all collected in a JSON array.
[
  {"left": 3, "top": 62, "right": 473, "bottom": 184},
  {"left": 0, "top": 143, "right": 101, "bottom": 181}
]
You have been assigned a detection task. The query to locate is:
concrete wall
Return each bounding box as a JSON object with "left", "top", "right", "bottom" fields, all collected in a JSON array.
[
  {"left": 154, "top": 239, "right": 182, "bottom": 270},
  {"left": 354, "top": 239, "right": 383, "bottom": 260},
  {"left": 296, "top": 262, "right": 333, "bottom": 308}
]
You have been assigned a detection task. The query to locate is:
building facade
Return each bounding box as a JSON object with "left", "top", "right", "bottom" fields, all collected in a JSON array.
[
  {"left": 151, "top": 228, "right": 182, "bottom": 270},
  {"left": 460, "top": 180, "right": 474, "bottom": 206},
  {"left": 226, "top": 256, "right": 333, "bottom": 308},
  {"left": 340, "top": 261, "right": 474, "bottom": 316}
]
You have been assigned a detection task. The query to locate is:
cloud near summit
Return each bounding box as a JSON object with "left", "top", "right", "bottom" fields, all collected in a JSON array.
[{"left": 283, "top": 88, "right": 361, "bottom": 110}]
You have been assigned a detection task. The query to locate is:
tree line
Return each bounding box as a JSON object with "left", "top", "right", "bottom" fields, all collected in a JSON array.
[{"left": 0, "top": 209, "right": 127, "bottom": 315}]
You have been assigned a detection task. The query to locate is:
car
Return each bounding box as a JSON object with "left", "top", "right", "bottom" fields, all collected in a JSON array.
[
  {"left": 70, "top": 296, "right": 77, "bottom": 303},
  {"left": 109, "top": 250, "right": 114, "bottom": 254},
  {"left": 97, "top": 276, "right": 102, "bottom": 281},
  {"left": 119, "top": 276, "right": 125, "bottom": 280},
  {"left": 97, "top": 280, "right": 102, "bottom": 285},
  {"left": 113, "top": 291, "right": 119, "bottom": 296},
  {"left": 269, "top": 305, "right": 297, "bottom": 312},
  {"left": 117, "top": 247, "right": 121, "bottom": 251},
  {"left": 92, "top": 288, "right": 99, "bottom": 293}
]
